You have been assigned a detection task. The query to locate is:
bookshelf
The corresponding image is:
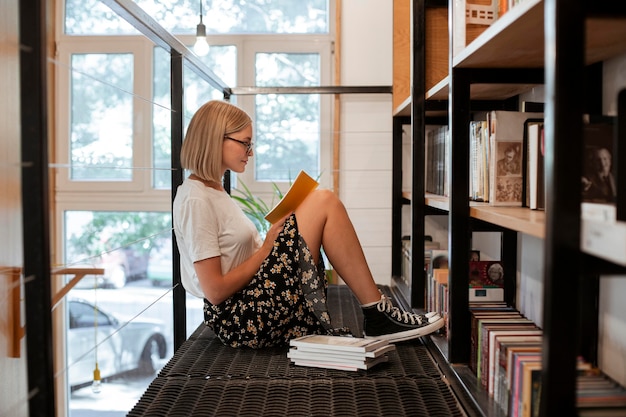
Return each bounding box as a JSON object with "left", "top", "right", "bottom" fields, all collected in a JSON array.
[{"left": 391, "top": 0, "right": 626, "bottom": 416}]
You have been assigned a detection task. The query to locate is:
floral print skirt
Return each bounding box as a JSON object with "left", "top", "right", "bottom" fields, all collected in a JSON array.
[{"left": 203, "top": 214, "right": 341, "bottom": 348}]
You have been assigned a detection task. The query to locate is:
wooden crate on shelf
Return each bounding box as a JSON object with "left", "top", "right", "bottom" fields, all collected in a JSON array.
[{"left": 452, "top": 0, "right": 497, "bottom": 56}]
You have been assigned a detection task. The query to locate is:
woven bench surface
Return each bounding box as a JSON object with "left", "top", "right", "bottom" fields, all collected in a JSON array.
[{"left": 128, "top": 286, "right": 464, "bottom": 417}]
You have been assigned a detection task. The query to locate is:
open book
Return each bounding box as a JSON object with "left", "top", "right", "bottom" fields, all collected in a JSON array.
[{"left": 264, "top": 170, "right": 319, "bottom": 224}]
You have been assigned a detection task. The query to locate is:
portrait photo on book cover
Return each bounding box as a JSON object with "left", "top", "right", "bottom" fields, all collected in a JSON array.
[
  {"left": 495, "top": 142, "right": 523, "bottom": 203},
  {"left": 582, "top": 146, "right": 616, "bottom": 203},
  {"left": 469, "top": 261, "right": 504, "bottom": 288},
  {"left": 496, "top": 142, "right": 522, "bottom": 176},
  {"left": 581, "top": 121, "right": 616, "bottom": 204}
]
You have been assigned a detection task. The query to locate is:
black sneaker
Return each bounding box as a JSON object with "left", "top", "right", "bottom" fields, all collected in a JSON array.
[{"left": 362, "top": 295, "right": 444, "bottom": 342}]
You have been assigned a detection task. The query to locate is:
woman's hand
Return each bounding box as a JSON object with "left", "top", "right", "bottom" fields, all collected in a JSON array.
[{"left": 261, "top": 213, "right": 292, "bottom": 255}]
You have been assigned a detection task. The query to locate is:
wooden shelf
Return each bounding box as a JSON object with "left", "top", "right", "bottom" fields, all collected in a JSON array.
[
  {"left": 393, "top": 96, "right": 411, "bottom": 117},
  {"left": 427, "top": 78, "right": 540, "bottom": 102},
  {"left": 398, "top": 1, "right": 626, "bottom": 118},
  {"left": 409, "top": 192, "right": 626, "bottom": 260},
  {"left": 417, "top": 193, "right": 547, "bottom": 238},
  {"left": 470, "top": 205, "right": 545, "bottom": 239},
  {"left": 425, "top": 194, "right": 450, "bottom": 212},
  {"left": 454, "top": 0, "right": 544, "bottom": 69},
  {"left": 454, "top": 0, "right": 626, "bottom": 69},
  {"left": 402, "top": 193, "right": 450, "bottom": 210}
]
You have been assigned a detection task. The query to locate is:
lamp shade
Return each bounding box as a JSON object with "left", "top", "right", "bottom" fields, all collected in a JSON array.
[{"left": 194, "top": 21, "right": 209, "bottom": 56}]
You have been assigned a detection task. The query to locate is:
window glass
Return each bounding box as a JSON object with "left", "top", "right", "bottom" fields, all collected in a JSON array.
[
  {"left": 255, "top": 53, "right": 320, "bottom": 181},
  {"left": 70, "top": 53, "right": 134, "bottom": 181},
  {"left": 152, "top": 48, "right": 172, "bottom": 190},
  {"left": 59, "top": 1, "right": 332, "bottom": 413},
  {"left": 65, "top": 0, "right": 139, "bottom": 35},
  {"left": 65, "top": 0, "right": 329, "bottom": 35},
  {"left": 63, "top": 210, "right": 204, "bottom": 415},
  {"left": 152, "top": 45, "right": 237, "bottom": 189}
]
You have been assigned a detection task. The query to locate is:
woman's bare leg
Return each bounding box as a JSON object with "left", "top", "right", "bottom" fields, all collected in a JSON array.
[
  {"left": 294, "top": 189, "right": 382, "bottom": 304},
  {"left": 295, "top": 190, "right": 445, "bottom": 342}
]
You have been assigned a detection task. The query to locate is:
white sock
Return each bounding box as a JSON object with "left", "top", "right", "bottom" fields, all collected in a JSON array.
[{"left": 361, "top": 295, "right": 384, "bottom": 308}]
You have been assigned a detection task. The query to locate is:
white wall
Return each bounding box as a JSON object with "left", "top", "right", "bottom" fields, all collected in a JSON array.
[{"left": 338, "top": 0, "right": 393, "bottom": 285}]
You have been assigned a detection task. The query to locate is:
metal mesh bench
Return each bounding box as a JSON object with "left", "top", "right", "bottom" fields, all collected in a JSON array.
[{"left": 127, "top": 285, "right": 465, "bottom": 417}]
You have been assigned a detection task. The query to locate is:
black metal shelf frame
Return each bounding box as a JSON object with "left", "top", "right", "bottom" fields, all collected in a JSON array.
[{"left": 392, "top": 1, "right": 626, "bottom": 416}]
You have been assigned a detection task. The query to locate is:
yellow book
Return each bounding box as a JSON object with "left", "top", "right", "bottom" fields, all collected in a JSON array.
[{"left": 264, "top": 170, "right": 319, "bottom": 224}]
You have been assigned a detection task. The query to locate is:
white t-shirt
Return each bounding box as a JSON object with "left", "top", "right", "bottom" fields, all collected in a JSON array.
[{"left": 173, "top": 179, "right": 263, "bottom": 299}]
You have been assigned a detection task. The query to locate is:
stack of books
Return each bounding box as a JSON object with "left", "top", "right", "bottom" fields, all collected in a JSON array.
[{"left": 287, "top": 335, "right": 396, "bottom": 372}]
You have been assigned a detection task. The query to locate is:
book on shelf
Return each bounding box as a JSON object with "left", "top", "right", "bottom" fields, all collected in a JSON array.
[
  {"left": 520, "top": 360, "right": 543, "bottom": 417},
  {"left": 288, "top": 335, "right": 396, "bottom": 371},
  {"left": 522, "top": 119, "right": 545, "bottom": 210},
  {"left": 421, "top": 237, "right": 441, "bottom": 297},
  {"left": 493, "top": 336, "right": 543, "bottom": 409},
  {"left": 582, "top": 118, "right": 616, "bottom": 203},
  {"left": 469, "top": 260, "right": 505, "bottom": 302},
  {"left": 510, "top": 353, "right": 542, "bottom": 417},
  {"left": 469, "top": 120, "right": 490, "bottom": 202},
  {"left": 428, "top": 249, "right": 449, "bottom": 273},
  {"left": 432, "top": 268, "right": 449, "bottom": 324},
  {"left": 511, "top": 359, "right": 626, "bottom": 417},
  {"left": 521, "top": 101, "right": 545, "bottom": 113},
  {"left": 576, "top": 368, "right": 626, "bottom": 410},
  {"left": 264, "top": 170, "right": 319, "bottom": 224},
  {"left": 487, "top": 110, "right": 543, "bottom": 206},
  {"left": 474, "top": 317, "right": 536, "bottom": 381},
  {"left": 469, "top": 309, "right": 523, "bottom": 373},
  {"left": 470, "top": 302, "right": 516, "bottom": 311},
  {"left": 425, "top": 125, "right": 450, "bottom": 196},
  {"left": 424, "top": 235, "right": 441, "bottom": 250},
  {"left": 426, "top": 249, "right": 448, "bottom": 315},
  {"left": 486, "top": 328, "right": 543, "bottom": 395},
  {"left": 479, "top": 323, "right": 541, "bottom": 390}
]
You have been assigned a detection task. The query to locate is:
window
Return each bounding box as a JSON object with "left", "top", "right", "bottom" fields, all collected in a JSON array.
[
  {"left": 255, "top": 52, "right": 322, "bottom": 181},
  {"left": 65, "top": 0, "right": 329, "bottom": 35},
  {"left": 54, "top": 1, "right": 333, "bottom": 415},
  {"left": 70, "top": 53, "right": 134, "bottom": 181},
  {"left": 152, "top": 45, "right": 237, "bottom": 189}
]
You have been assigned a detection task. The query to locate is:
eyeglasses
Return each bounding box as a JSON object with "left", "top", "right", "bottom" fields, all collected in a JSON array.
[{"left": 224, "top": 136, "right": 254, "bottom": 154}]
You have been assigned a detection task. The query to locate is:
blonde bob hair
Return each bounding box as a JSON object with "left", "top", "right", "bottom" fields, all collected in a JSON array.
[{"left": 180, "top": 100, "right": 252, "bottom": 182}]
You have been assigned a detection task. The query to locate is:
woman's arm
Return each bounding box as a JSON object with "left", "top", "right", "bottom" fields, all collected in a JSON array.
[{"left": 193, "top": 213, "right": 291, "bottom": 305}]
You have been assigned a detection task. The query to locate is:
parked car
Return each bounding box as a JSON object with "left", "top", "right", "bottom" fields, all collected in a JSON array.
[
  {"left": 74, "top": 247, "right": 149, "bottom": 289},
  {"left": 67, "top": 299, "right": 168, "bottom": 392},
  {"left": 147, "top": 241, "right": 173, "bottom": 287}
]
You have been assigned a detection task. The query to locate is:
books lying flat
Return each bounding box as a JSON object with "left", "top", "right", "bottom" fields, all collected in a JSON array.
[
  {"left": 264, "top": 170, "right": 319, "bottom": 224},
  {"left": 288, "top": 355, "right": 390, "bottom": 371},
  {"left": 290, "top": 334, "right": 390, "bottom": 353},
  {"left": 288, "top": 335, "right": 396, "bottom": 371}
]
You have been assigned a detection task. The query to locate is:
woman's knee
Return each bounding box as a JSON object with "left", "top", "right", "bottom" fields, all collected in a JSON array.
[{"left": 305, "top": 188, "right": 340, "bottom": 209}]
